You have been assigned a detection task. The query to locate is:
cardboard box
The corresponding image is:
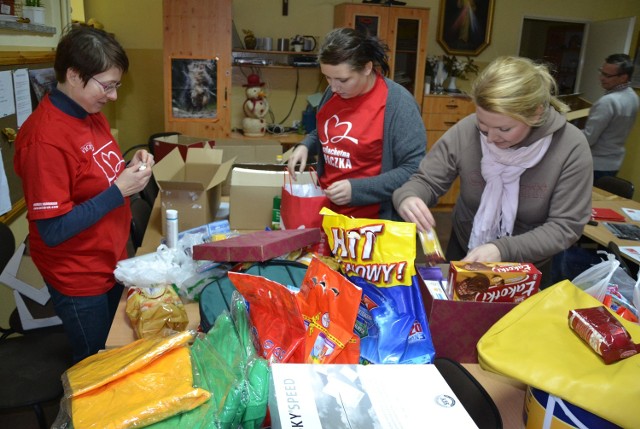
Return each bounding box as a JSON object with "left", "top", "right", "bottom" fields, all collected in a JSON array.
[
  {"left": 269, "top": 363, "right": 478, "bottom": 429},
  {"left": 151, "top": 134, "right": 215, "bottom": 162},
  {"left": 214, "top": 138, "right": 283, "bottom": 196},
  {"left": 229, "top": 167, "right": 316, "bottom": 230},
  {"left": 418, "top": 265, "right": 518, "bottom": 363},
  {"left": 152, "top": 147, "right": 235, "bottom": 233},
  {"left": 192, "top": 228, "right": 320, "bottom": 262}
]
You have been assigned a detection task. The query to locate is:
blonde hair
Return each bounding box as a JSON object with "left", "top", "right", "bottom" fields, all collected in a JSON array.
[{"left": 471, "top": 56, "right": 568, "bottom": 126}]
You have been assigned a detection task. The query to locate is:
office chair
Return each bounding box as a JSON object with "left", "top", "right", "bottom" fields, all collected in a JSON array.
[
  {"left": 607, "top": 241, "right": 638, "bottom": 278},
  {"left": 594, "top": 176, "right": 634, "bottom": 199},
  {"left": 130, "top": 193, "right": 153, "bottom": 251},
  {"left": 0, "top": 222, "right": 73, "bottom": 429}
]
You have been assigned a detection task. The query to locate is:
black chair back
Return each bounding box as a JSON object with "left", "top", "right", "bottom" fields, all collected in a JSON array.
[{"left": 594, "top": 176, "right": 634, "bottom": 199}]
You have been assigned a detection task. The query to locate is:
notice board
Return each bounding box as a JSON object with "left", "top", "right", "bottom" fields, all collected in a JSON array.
[{"left": 0, "top": 51, "right": 55, "bottom": 224}]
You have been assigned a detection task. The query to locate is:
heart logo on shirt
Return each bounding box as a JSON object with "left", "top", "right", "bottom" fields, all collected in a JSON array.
[{"left": 321, "top": 114, "right": 358, "bottom": 145}]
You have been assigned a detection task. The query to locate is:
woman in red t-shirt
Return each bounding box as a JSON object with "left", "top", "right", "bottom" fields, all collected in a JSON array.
[
  {"left": 287, "top": 28, "right": 426, "bottom": 221},
  {"left": 14, "top": 26, "right": 154, "bottom": 363}
]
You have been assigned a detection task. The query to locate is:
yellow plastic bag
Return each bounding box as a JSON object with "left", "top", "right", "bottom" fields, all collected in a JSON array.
[
  {"left": 70, "top": 346, "right": 210, "bottom": 429},
  {"left": 125, "top": 285, "right": 189, "bottom": 339},
  {"left": 477, "top": 280, "right": 640, "bottom": 428},
  {"left": 64, "top": 330, "right": 195, "bottom": 398}
]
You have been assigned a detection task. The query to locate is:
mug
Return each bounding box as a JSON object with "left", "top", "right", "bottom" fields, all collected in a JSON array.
[
  {"left": 262, "top": 37, "right": 273, "bottom": 51},
  {"left": 302, "top": 36, "right": 316, "bottom": 52},
  {"left": 277, "top": 38, "right": 289, "bottom": 51}
]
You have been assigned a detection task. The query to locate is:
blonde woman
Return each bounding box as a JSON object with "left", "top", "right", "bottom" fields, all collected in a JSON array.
[{"left": 393, "top": 56, "right": 592, "bottom": 287}]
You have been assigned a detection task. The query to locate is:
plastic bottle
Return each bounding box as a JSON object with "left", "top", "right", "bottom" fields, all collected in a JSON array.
[{"left": 166, "top": 209, "right": 179, "bottom": 248}]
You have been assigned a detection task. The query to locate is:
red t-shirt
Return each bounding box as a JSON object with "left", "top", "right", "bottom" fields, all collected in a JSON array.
[
  {"left": 317, "top": 74, "right": 387, "bottom": 219},
  {"left": 14, "top": 95, "right": 130, "bottom": 296}
]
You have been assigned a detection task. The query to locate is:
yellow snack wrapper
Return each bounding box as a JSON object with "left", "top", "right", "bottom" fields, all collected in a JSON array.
[{"left": 320, "top": 207, "right": 417, "bottom": 287}]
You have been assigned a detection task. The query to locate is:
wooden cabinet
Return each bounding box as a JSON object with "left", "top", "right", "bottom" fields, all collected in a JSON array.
[
  {"left": 163, "top": 0, "right": 232, "bottom": 138},
  {"left": 334, "top": 3, "right": 429, "bottom": 103},
  {"left": 422, "top": 95, "right": 475, "bottom": 207}
]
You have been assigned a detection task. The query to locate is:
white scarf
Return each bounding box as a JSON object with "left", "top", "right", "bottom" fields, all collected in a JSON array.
[{"left": 468, "top": 133, "right": 552, "bottom": 250}]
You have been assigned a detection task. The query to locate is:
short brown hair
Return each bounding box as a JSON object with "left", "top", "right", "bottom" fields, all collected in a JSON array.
[{"left": 54, "top": 25, "right": 129, "bottom": 85}]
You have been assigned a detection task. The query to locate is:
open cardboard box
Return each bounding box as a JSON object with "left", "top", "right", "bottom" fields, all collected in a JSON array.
[
  {"left": 152, "top": 146, "right": 235, "bottom": 233},
  {"left": 214, "top": 138, "right": 283, "bottom": 196},
  {"left": 417, "top": 265, "right": 518, "bottom": 363},
  {"left": 229, "top": 166, "right": 317, "bottom": 230},
  {"left": 151, "top": 134, "right": 215, "bottom": 162}
]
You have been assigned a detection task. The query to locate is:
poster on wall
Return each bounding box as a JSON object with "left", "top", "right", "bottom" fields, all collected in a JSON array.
[
  {"left": 28, "top": 68, "right": 56, "bottom": 102},
  {"left": 170, "top": 58, "right": 217, "bottom": 119}
]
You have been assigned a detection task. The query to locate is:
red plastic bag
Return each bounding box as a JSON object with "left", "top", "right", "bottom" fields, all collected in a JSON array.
[
  {"left": 228, "top": 271, "right": 306, "bottom": 363},
  {"left": 296, "top": 257, "right": 362, "bottom": 364}
]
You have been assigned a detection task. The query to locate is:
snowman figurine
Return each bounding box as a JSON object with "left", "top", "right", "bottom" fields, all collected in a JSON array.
[{"left": 242, "top": 74, "right": 269, "bottom": 137}]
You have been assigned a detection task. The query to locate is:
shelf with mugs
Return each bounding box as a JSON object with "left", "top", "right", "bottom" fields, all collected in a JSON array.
[{"left": 232, "top": 49, "right": 318, "bottom": 69}]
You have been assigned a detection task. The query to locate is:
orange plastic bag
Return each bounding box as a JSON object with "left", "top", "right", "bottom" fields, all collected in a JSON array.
[
  {"left": 229, "top": 271, "right": 306, "bottom": 363},
  {"left": 296, "top": 257, "right": 362, "bottom": 364}
]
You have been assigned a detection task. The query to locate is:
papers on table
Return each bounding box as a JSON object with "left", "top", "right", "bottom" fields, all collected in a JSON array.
[{"left": 622, "top": 207, "right": 640, "bottom": 222}]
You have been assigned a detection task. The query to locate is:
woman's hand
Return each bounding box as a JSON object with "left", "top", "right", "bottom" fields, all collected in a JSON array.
[
  {"left": 325, "top": 180, "right": 352, "bottom": 206},
  {"left": 286, "top": 145, "right": 309, "bottom": 180},
  {"left": 463, "top": 243, "right": 501, "bottom": 262},
  {"left": 115, "top": 150, "right": 154, "bottom": 197},
  {"left": 131, "top": 149, "right": 154, "bottom": 170},
  {"left": 397, "top": 196, "right": 435, "bottom": 232}
]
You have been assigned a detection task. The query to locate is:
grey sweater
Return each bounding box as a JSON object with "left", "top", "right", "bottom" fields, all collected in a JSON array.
[
  {"left": 583, "top": 86, "right": 639, "bottom": 171},
  {"left": 300, "top": 77, "right": 426, "bottom": 220},
  {"left": 393, "top": 108, "right": 593, "bottom": 265}
]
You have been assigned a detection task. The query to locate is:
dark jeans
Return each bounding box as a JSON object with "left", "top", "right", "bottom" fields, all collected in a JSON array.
[{"left": 47, "top": 282, "right": 124, "bottom": 363}]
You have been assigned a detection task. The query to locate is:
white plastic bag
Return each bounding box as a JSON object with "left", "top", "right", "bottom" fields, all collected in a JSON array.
[{"left": 570, "top": 253, "right": 619, "bottom": 302}]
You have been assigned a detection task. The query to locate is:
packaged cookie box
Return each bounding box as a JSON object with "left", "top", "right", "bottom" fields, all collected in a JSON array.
[{"left": 449, "top": 261, "right": 541, "bottom": 303}]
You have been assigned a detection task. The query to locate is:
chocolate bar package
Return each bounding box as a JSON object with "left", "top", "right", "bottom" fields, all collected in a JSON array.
[{"left": 449, "top": 261, "right": 541, "bottom": 303}]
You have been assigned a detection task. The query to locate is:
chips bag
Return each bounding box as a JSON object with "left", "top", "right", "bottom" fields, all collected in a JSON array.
[{"left": 320, "top": 208, "right": 435, "bottom": 364}]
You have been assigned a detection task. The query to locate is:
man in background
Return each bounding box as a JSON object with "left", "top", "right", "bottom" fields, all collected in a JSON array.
[{"left": 583, "top": 53, "right": 639, "bottom": 180}]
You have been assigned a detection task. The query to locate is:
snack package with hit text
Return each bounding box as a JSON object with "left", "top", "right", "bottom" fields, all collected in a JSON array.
[{"left": 320, "top": 208, "right": 435, "bottom": 364}]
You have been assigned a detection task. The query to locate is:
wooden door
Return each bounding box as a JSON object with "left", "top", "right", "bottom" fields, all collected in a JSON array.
[
  {"left": 578, "top": 16, "right": 636, "bottom": 103},
  {"left": 163, "top": 0, "right": 232, "bottom": 138}
]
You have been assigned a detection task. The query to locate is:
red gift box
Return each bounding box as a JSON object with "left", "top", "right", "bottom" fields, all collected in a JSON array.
[
  {"left": 192, "top": 228, "right": 321, "bottom": 262},
  {"left": 417, "top": 265, "right": 518, "bottom": 363}
]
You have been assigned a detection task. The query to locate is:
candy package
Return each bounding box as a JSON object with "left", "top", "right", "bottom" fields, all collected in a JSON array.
[
  {"left": 568, "top": 305, "right": 640, "bottom": 364},
  {"left": 321, "top": 208, "right": 435, "bottom": 364}
]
